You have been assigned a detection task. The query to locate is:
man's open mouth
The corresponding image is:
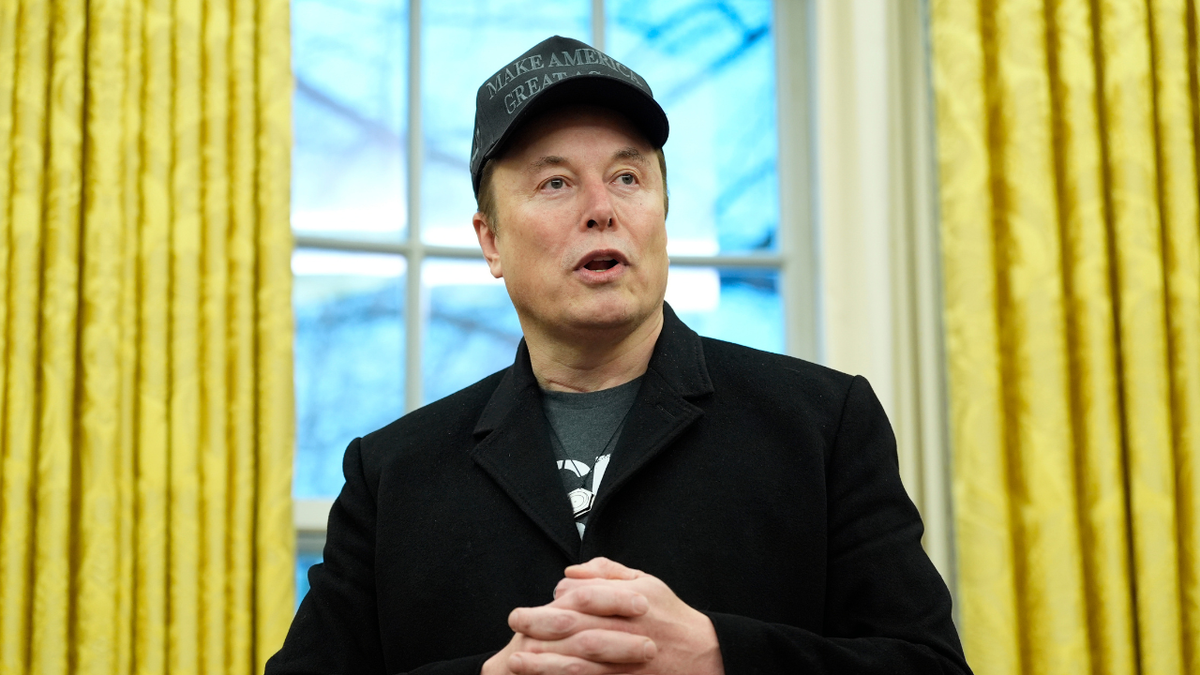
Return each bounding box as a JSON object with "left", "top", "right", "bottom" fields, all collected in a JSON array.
[
  {"left": 576, "top": 250, "right": 628, "bottom": 273},
  {"left": 584, "top": 258, "right": 619, "bottom": 271}
]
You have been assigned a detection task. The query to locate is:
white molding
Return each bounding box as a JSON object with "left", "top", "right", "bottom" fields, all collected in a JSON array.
[
  {"left": 591, "top": 0, "right": 606, "bottom": 50},
  {"left": 294, "top": 236, "right": 784, "bottom": 268},
  {"left": 887, "top": 0, "right": 955, "bottom": 590},
  {"left": 405, "top": 0, "right": 425, "bottom": 413},
  {"left": 813, "top": 0, "right": 895, "bottom": 398},
  {"left": 812, "top": 0, "right": 955, "bottom": 588},
  {"left": 294, "top": 498, "right": 336, "bottom": 532},
  {"left": 775, "top": 0, "right": 819, "bottom": 362}
]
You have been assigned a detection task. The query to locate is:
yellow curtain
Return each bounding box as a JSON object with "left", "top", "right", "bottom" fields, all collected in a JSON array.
[
  {"left": 930, "top": 1, "right": 1200, "bottom": 674},
  {"left": 0, "top": 1, "right": 294, "bottom": 673}
]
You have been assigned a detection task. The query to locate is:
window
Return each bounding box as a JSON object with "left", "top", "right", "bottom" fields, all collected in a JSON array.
[{"left": 291, "top": 0, "right": 810, "bottom": 604}]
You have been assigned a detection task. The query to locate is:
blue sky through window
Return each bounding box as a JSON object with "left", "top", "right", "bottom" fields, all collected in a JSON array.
[{"left": 292, "top": 0, "right": 409, "bottom": 241}]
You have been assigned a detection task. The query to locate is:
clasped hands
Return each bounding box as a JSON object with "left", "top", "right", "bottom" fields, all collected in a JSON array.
[{"left": 481, "top": 557, "right": 724, "bottom": 675}]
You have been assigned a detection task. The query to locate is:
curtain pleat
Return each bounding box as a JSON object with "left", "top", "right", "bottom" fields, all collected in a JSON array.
[
  {"left": 992, "top": 2, "right": 1093, "bottom": 672},
  {"left": 253, "top": 0, "right": 294, "bottom": 668},
  {"left": 1153, "top": 2, "right": 1200, "bottom": 672},
  {"left": 0, "top": 0, "right": 44, "bottom": 667},
  {"left": 931, "top": 1, "right": 1200, "bottom": 674},
  {"left": 137, "top": 1, "right": 174, "bottom": 672},
  {"left": 77, "top": 0, "right": 127, "bottom": 672},
  {"left": 0, "top": 8, "right": 14, "bottom": 554},
  {"left": 1098, "top": 1, "right": 1184, "bottom": 667},
  {"left": 0, "top": 0, "right": 294, "bottom": 673},
  {"left": 117, "top": 3, "right": 144, "bottom": 666},
  {"left": 199, "top": 1, "right": 231, "bottom": 672},
  {"left": 33, "top": 2, "right": 86, "bottom": 672},
  {"left": 1047, "top": 1, "right": 1136, "bottom": 673},
  {"left": 929, "top": 1, "right": 1023, "bottom": 672},
  {"left": 224, "top": 0, "right": 261, "bottom": 671},
  {"left": 169, "top": 1, "right": 202, "bottom": 672}
]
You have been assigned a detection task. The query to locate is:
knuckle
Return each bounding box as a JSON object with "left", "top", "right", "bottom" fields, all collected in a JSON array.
[
  {"left": 550, "top": 611, "right": 574, "bottom": 635},
  {"left": 575, "top": 587, "right": 596, "bottom": 608},
  {"left": 575, "top": 632, "right": 603, "bottom": 659}
]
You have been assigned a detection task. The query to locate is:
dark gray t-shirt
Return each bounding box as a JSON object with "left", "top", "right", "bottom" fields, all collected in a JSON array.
[{"left": 541, "top": 377, "right": 642, "bottom": 537}]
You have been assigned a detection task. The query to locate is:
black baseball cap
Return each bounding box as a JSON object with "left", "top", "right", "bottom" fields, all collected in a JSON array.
[{"left": 469, "top": 35, "right": 669, "bottom": 197}]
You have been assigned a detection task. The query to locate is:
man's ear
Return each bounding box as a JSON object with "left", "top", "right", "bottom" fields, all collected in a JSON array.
[{"left": 473, "top": 212, "right": 503, "bottom": 279}]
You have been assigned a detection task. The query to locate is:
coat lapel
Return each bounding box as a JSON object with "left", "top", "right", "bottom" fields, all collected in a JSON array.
[
  {"left": 470, "top": 342, "right": 581, "bottom": 560},
  {"left": 587, "top": 304, "right": 714, "bottom": 522}
]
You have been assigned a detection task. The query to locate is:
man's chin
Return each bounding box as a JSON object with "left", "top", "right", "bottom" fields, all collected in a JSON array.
[
  {"left": 557, "top": 300, "right": 662, "bottom": 339},
  {"left": 562, "top": 311, "right": 636, "bottom": 334}
]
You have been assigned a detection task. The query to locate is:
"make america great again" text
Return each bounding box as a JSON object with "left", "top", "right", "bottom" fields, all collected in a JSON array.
[{"left": 484, "top": 48, "right": 646, "bottom": 114}]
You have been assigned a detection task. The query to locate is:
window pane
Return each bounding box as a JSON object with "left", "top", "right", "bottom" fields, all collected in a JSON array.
[
  {"left": 667, "top": 267, "right": 784, "bottom": 354},
  {"left": 292, "top": 0, "right": 408, "bottom": 241},
  {"left": 420, "top": 0, "right": 591, "bottom": 248},
  {"left": 607, "top": 0, "right": 779, "bottom": 255},
  {"left": 422, "top": 258, "right": 522, "bottom": 404},
  {"left": 293, "top": 250, "right": 407, "bottom": 498}
]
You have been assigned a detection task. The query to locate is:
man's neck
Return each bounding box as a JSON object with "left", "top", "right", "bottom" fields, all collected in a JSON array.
[{"left": 525, "top": 306, "right": 664, "bottom": 393}]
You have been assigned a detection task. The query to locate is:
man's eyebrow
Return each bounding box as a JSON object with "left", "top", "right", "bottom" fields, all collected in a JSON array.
[
  {"left": 613, "top": 147, "right": 649, "bottom": 164},
  {"left": 529, "top": 155, "right": 567, "bottom": 170}
]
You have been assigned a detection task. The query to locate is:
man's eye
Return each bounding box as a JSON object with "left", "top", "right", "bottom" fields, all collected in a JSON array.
[
  {"left": 617, "top": 173, "right": 636, "bottom": 185},
  {"left": 546, "top": 178, "right": 565, "bottom": 190}
]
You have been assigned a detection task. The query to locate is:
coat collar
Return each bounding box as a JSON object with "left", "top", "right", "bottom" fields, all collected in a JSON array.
[
  {"left": 473, "top": 303, "right": 713, "bottom": 436},
  {"left": 469, "top": 303, "right": 713, "bottom": 559}
]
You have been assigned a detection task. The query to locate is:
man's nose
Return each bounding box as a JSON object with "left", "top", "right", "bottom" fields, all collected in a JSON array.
[{"left": 581, "top": 179, "right": 615, "bottom": 230}]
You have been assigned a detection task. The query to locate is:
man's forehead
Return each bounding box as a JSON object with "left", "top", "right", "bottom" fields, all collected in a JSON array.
[{"left": 526, "top": 147, "right": 650, "bottom": 171}]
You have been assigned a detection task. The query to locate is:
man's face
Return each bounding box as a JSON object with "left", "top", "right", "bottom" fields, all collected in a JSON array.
[{"left": 474, "top": 106, "right": 669, "bottom": 343}]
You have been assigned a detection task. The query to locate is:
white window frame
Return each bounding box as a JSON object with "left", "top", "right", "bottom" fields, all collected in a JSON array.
[{"left": 293, "top": 0, "right": 820, "bottom": 548}]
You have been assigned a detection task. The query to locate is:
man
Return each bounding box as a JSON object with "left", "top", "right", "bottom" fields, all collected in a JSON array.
[{"left": 268, "top": 36, "right": 972, "bottom": 675}]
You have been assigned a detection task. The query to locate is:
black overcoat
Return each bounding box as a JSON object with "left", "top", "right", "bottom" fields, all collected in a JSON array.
[{"left": 268, "top": 306, "right": 972, "bottom": 675}]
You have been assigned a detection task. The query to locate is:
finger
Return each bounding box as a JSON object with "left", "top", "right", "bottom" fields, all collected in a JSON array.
[
  {"left": 510, "top": 606, "right": 642, "bottom": 640},
  {"left": 523, "top": 629, "right": 657, "bottom": 665},
  {"left": 508, "top": 650, "right": 640, "bottom": 675},
  {"left": 554, "top": 576, "right": 656, "bottom": 609},
  {"left": 554, "top": 576, "right": 637, "bottom": 598},
  {"left": 550, "top": 584, "right": 649, "bottom": 617},
  {"left": 565, "top": 557, "right": 641, "bottom": 581}
]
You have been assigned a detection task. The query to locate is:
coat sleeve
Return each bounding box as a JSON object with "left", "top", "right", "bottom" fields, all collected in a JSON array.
[
  {"left": 706, "top": 375, "right": 972, "bottom": 675},
  {"left": 264, "top": 437, "right": 497, "bottom": 675}
]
